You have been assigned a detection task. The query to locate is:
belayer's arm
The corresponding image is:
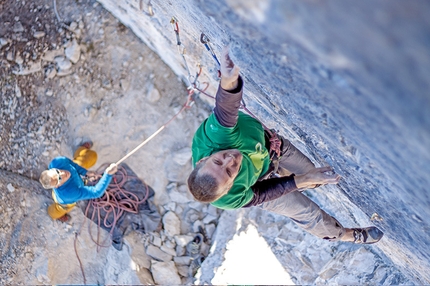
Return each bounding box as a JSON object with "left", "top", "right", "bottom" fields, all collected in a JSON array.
[{"left": 77, "top": 172, "right": 113, "bottom": 200}]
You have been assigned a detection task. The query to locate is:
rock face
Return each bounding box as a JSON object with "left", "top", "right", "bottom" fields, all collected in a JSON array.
[
  {"left": 95, "top": 0, "right": 430, "bottom": 283},
  {"left": 1, "top": 0, "right": 429, "bottom": 284}
]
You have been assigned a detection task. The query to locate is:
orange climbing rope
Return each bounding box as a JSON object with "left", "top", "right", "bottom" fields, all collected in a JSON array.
[{"left": 85, "top": 164, "right": 150, "bottom": 249}]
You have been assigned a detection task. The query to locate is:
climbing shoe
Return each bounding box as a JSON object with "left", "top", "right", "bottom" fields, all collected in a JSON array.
[
  {"left": 353, "top": 226, "right": 384, "bottom": 244},
  {"left": 57, "top": 214, "right": 71, "bottom": 223}
]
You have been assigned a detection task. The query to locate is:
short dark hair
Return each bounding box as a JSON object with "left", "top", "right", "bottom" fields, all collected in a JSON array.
[{"left": 187, "top": 161, "right": 226, "bottom": 203}]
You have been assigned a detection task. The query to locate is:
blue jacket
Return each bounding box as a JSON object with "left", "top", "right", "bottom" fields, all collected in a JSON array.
[{"left": 49, "top": 157, "right": 112, "bottom": 204}]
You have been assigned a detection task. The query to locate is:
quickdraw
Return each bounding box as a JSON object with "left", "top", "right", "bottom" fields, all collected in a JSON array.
[
  {"left": 200, "top": 33, "right": 221, "bottom": 69},
  {"left": 170, "top": 17, "right": 211, "bottom": 102},
  {"left": 170, "top": 17, "right": 194, "bottom": 92}
]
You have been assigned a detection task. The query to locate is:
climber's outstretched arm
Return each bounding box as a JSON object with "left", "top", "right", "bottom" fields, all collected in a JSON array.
[{"left": 214, "top": 46, "right": 243, "bottom": 127}]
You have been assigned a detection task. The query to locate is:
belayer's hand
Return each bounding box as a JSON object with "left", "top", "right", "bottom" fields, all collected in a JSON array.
[
  {"left": 220, "top": 45, "right": 240, "bottom": 91},
  {"left": 105, "top": 163, "right": 118, "bottom": 175},
  {"left": 294, "top": 166, "right": 341, "bottom": 189}
]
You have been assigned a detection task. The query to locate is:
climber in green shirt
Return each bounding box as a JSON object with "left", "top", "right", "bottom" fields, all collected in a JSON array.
[{"left": 188, "top": 46, "right": 383, "bottom": 244}]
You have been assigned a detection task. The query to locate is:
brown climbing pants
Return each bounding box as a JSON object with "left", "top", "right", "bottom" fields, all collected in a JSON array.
[
  {"left": 258, "top": 136, "right": 345, "bottom": 241},
  {"left": 47, "top": 146, "right": 98, "bottom": 220}
]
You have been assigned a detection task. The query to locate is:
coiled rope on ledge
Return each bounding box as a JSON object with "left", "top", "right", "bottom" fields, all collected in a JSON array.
[
  {"left": 85, "top": 164, "right": 150, "bottom": 248},
  {"left": 74, "top": 164, "right": 150, "bottom": 284}
]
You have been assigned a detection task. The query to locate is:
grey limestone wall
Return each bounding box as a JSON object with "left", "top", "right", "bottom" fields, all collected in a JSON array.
[{"left": 96, "top": 0, "right": 430, "bottom": 283}]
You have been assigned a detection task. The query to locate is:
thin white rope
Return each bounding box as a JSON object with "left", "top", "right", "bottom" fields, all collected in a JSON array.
[{"left": 115, "top": 125, "right": 165, "bottom": 165}]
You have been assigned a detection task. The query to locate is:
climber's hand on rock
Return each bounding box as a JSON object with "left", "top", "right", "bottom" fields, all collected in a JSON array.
[{"left": 220, "top": 45, "right": 240, "bottom": 91}]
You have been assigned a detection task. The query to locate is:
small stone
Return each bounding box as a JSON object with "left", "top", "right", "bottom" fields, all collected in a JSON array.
[
  {"left": 161, "top": 244, "right": 177, "bottom": 256},
  {"left": 6, "top": 51, "right": 14, "bottom": 61},
  {"left": 147, "top": 85, "right": 161, "bottom": 103},
  {"left": 54, "top": 56, "right": 72, "bottom": 71},
  {"left": 164, "top": 202, "right": 176, "bottom": 211},
  {"left": 89, "top": 106, "right": 98, "bottom": 117},
  {"left": 102, "top": 78, "right": 112, "bottom": 89},
  {"left": 7, "top": 183, "right": 15, "bottom": 193},
  {"left": 69, "top": 22, "right": 78, "bottom": 31},
  {"left": 205, "top": 223, "right": 216, "bottom": 240},
  {"left": 15, "top": 54, "right": 24, "bottom": 65},
  {"left": 42, "top": 49, "right": 64, "bottom": 62},
  {"left": 173, "top": 256, "right": 192, "bottom": 265},
  {"left": 46, "top": 90, "right": 53, "bottom": 97},
  {"left": 168, "top": 188, "right": 192, "bottom": 204},
  {"left": 176, "top": 265, "right": 189, "bottom": 277},
  {"left": 45, "top": 66, "right": 57, "bottom": 79},
  {"left": 151, "top": 261, "right": 181, "bottom": 285},
  {"left": 176, "top": 245, "right": 185, "bottom": 257},
  {"left": 56, "top": 69, "right": 73, "bottom": 77},
  {"left": 175, "top": 205, "right": 184, "bottom": 216},
  {"left": 189, "top": 213, "right": 199, "bottom": 222},
  {"left": 65, "top": 39, "right": 81, "bottom": 63},
  {"left": 146, "top": 244, "right": 173, "bottom": 262},
  {"left": 151, "top": 234, "right": 162, "bottom": 247},
  {"left": 165, "top": 238, "right": 176, "bottom": 249},
  {"left": 13, "top": 21, "right": 24, "bottom": 33},
  {"left": 173, "top": 235, "right": 194, "bottom": 248},
  {"left": 13, "top": 60, "right": 42, "bottom": 75},
  {"left": 205, "top": 204, "right": 219, "bottom": 217},
  {"left": 203, "top": 214, "right": 217, "bottom": 224},
  {"left": 15, "top": 83, "right": 22, "bottom": 98},
  {"left": 119, "top": 78, "right": 130, "bottom": 91},
  {"left": 162, "top": 211, "right": 181, "bottom": 237},
  {"left": 0, "top": 38, "right": 8, "bottom": 47},
  {"left": 192, "top": 220, "right": 204, "bottom": 233},
  {"left": 33, "top": 31, "right": 45, "bottom": 38},
  {"left": 188, "top": 201, "right": 204, "bottom": 212}
]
